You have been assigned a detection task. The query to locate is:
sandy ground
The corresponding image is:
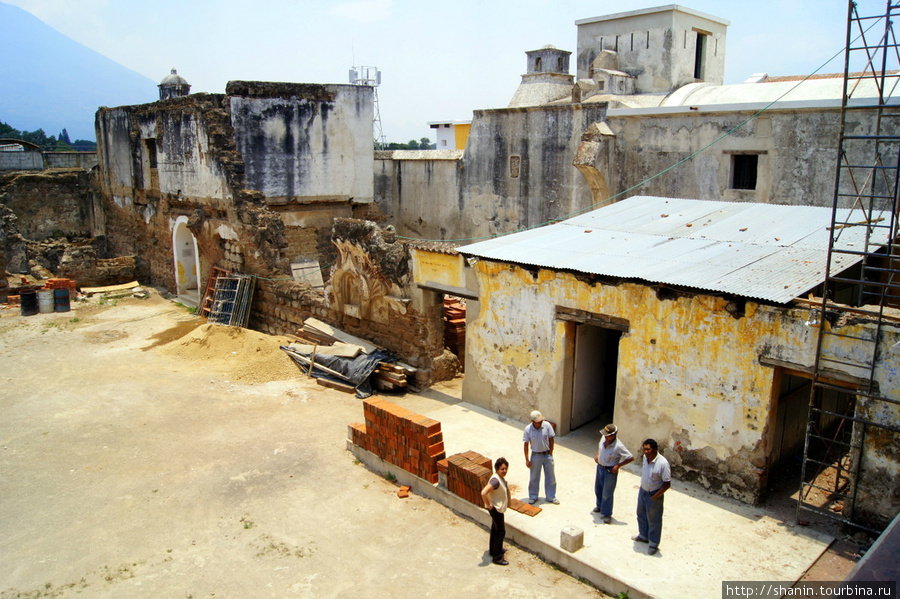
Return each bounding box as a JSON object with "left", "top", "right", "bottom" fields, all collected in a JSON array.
[{"left": 0, "top": 290, "right": 607, "bottom": 599}]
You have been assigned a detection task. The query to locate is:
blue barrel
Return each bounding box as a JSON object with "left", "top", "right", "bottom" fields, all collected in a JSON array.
[
  {"left": 53, "top": 288, "right": 71, "bottom": 312},
  {"left": 20, "top": 290, "right": 38, "bottom": 316}
]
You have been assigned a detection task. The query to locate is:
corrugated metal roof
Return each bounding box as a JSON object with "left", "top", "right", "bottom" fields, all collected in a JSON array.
[{"left": 457, "top": 196, "right": 890, "bottom": 304}]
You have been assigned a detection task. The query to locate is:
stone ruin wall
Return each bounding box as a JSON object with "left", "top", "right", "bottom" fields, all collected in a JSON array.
[{"left": 248, "top": 218, "right": 452, "bottom": 388}]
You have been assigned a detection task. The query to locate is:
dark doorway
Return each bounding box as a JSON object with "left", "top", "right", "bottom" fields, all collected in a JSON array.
[
  {"left": 570, "top": 324, "right": 621, "bottom": 430},
  {"left": 771, "top": 372, "right": 811, "bottom": 473}
]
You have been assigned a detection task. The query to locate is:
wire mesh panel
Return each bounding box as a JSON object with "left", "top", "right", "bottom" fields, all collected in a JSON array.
[{"left": 207, "top": 275, "right": 254, "bottom": 327}]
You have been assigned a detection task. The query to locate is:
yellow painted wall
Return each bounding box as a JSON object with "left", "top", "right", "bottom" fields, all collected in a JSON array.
[
  {"left": 454, "top": 124, "right": 471, "bottom": 150},
  {"left": 411, "top": 249, "right": 465, "bottom": 289},
  {"left": 463, "top": 259, "right": 900, "bottom": 504}
]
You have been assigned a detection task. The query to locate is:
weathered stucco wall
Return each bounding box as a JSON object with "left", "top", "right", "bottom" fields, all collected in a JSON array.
[
  {"left": 228, "top": 81, "right": 374, "bottom": 204},
  {"left": 375, "top": 104, "right": 607, "bottom": 241},
  {"left": 95, "top": 93, "right": 282, "bottom": 287},
  {"left": 602, "top": 107, "right": 897, "bottom": 208},
  {"left": 374, "top": 151, "right": 463, "bottom": 240},
  {"left": 461, "top": 258, "right": 899, "bottom": 506},
  {"left": 575, "top": 7, "right": 727, "bottom": 93}
]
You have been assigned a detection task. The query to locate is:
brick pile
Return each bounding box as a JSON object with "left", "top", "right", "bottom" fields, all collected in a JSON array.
[
  {"left": 437, "top": 451, "right": 543, "bottom": 517},
  {"left": 45, "top": 278, "right": 77, "bottom": 298},
  {"left": 443, "top": 297, "right": 466, "bottom": 371},
  {"left": 349, "top": 398, "right": 445, "bottom": 484},
  {"left": 437, "top": 451, "right": 492, "bottom": 506}
]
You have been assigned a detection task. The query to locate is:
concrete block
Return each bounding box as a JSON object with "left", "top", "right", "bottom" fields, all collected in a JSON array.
[{"left": 560, "top": 526, "right": 584, "bottom": 553}]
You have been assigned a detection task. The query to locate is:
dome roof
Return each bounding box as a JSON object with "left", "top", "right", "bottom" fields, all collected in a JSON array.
[{"left": 160, "top": 69, "right": 189, "bottom": 86}]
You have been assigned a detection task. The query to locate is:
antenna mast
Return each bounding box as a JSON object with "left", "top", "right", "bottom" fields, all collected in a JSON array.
[{"left": 349, "top": 65, "right": 386, "bottom": 149}]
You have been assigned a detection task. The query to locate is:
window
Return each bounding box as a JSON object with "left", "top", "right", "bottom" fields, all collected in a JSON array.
[
  {"left": 145, "top": 138, "right": 158, "bottom": 169},
  {"left": 509, "top": 155, "right": 521, "bottom": 178},
  {"left": 732, "top": 154, "right": 758, "bottom": 190},
  {"left": 535, "top": 57, "right": 542, "bottom": 72},
  {"left": 694, "top": 32, "right": 707, "bottom": 79}
]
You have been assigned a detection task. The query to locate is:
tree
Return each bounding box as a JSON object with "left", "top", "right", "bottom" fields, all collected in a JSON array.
[
  {"left": 0, "top": 121, "right": 18, "bottom": 138},
  {"left": 59, "top": 128, "right": 71, "bottom": 145},
  {"left": 420, "top": 137, "right": 435, "bottom": 150}
]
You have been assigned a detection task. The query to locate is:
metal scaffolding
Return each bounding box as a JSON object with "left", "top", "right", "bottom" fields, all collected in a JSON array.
[{"left": 798, "top": 0, "right": 900, "bottom": 533}]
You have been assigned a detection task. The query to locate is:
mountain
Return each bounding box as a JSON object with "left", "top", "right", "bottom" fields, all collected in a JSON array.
[{"left": 0, "top": 2, "right": 158, "bottom": 141}]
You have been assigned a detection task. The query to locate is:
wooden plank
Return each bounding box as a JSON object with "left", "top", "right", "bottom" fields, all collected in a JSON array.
[
  {"left": 80, "top": 281, "right": 141, "bottom": 295},
  {"left": 303, "top": 317, "right": 379, "bottom": 353},
  {"left": 316, "top": 378, "right": 356, "bottom": 393},
  {"left": 288, "top": 343, "right": 362, "bottom": 358}
]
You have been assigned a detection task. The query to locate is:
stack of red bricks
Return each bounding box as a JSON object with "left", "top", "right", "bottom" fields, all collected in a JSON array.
[
  {"left": 45, "top": 278, "right": 77, "bottom": 299},
  {"left": 443, "top": 297, "right": 466, "bottom": 371},
  {"left": 437, "top": 451, "right": 492, "bottom": 506},
  {"left": 437, "top": 451, "right": 542, "bottom": 516},
  {"left": 349, "top": 398, "right": 445, "bottom": 484}
]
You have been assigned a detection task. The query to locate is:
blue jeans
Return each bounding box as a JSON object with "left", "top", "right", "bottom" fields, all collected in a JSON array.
[
  {"left": 528, "top": 452, "right": 557, "bottom": 501},
  {"left": 636, "top": 487, "right": 665, "bottom": 548},
  {"left": 595, "top": 466, "right": 618, "bottom": 516}
]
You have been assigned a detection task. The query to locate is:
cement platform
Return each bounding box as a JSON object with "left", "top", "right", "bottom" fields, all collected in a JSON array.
[{"left": 349, "top": 396, "right": 835, "bottom": 599}]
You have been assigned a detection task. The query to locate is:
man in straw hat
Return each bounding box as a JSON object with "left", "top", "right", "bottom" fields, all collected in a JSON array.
[
  {"left": 593, "top": 423, "right": 634, "bottom": 523},
  {"left": 523, "top": 410, "right": 558, "bottom": 505}
]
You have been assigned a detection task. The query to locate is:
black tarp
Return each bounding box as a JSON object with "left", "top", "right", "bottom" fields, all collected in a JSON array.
[{"left": 280, "top": 346, "right": 397, "bottom": 398}]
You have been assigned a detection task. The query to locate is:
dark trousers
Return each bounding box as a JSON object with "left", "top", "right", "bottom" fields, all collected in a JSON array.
[{"left": 489, "top": 507, "right": 505, "bottom": 559}]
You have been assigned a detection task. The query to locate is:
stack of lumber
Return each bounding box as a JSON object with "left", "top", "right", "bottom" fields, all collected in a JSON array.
[
  {"left": 290, "top": 317, "right": 378, "bottom": 352},
  {"left": 287, "top": 317, "right": 416, "bottom": 392},
  {"left": 443, "top": 297, "right": 466, "bottom": 371},
  {"left": 373, "top": 363, "right": 416, "bottom": 391}
]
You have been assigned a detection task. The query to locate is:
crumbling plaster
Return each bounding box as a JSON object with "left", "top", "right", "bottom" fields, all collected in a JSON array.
[
  {"left": 461, "top": 258, "right": 899, "bottom": 503},
  {"left": 375, "top": 104, "right": 607, "bottom": 241},
  {"left": 228, "top": 82, "right": 374, "bottom": 204}
]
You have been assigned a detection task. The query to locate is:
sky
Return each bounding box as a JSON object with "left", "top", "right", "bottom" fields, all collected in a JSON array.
[{"left": 4, "top": 0, "right": 868, "bottom": 143}]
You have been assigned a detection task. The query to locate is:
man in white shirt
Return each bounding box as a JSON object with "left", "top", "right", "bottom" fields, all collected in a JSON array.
[
  {"left": 633, "top": 438, "right": 671, "bottom": 555},
  {"left": 522, "top": 410, "right": 558, "bottom": 505}
]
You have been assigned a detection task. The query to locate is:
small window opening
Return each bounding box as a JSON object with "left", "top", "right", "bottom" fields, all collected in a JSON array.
[
  {"left": 145, "top": 139, "right": 158, "bottom": 169},
  {"left": 509, "top": 155, "right": 521, "bottom": 179},
  {"left": 535, "top": 57, "right": 542, "bottom": 72},
  {"left": 557, "top": 57, "right": 564, "bottom": 72},
  {"left": 694, "top": 32, "right": 707, "bottom": 79},
  {"left": 732, "top": 154, "right": 758, "bottom": 190}
]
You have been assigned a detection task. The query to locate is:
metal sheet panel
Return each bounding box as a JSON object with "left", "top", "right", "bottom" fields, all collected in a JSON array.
[{"left": 458, "top": 196, "right": 890, "bottom": 303}]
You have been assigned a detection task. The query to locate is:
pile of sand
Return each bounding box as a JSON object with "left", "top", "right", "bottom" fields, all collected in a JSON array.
[{"left": 160, "top": 323, "right": 303, "bottom": 383}]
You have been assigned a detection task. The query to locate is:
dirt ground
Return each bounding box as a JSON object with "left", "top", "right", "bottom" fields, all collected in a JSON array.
[{"left": 0, "top": 289, "right": 607, "bottom": 599}]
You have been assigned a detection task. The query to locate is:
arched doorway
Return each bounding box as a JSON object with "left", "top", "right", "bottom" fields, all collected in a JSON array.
[{"left": 172, "top": 216, "right": 200, "bottom": 304}]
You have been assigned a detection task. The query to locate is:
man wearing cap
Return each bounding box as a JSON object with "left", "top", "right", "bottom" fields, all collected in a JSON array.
[
  {"left": 593, "top": 424, "right": 634, "bottom": 524},
  {"left": 523, "top": 410, "right": 558, "bottom": 505},
  {"left": 634, "top": 438, "right": 671, "bottom": 555}
]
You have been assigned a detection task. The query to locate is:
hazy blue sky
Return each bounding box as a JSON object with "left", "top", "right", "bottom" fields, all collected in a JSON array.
[{"left": 6, "top": 0, "right": 861, "bottom": 142}]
